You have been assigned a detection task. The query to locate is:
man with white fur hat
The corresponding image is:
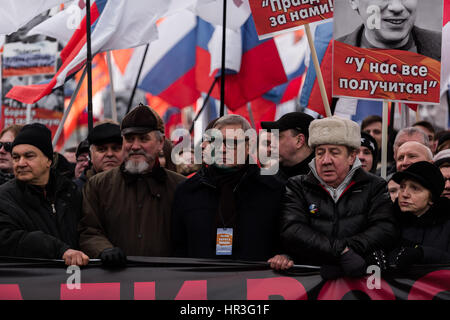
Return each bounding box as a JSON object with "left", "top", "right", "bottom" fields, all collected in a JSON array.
[{"left": 279, "top": 116, "right": 397, "bottom": 279}]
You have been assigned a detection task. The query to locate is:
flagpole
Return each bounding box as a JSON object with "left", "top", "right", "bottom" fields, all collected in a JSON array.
[
  {"left": 219, "top": 0, "right": 227, "bottom": 117},
  {"left": 106, "top": 51, "right": 118, "bottom": 122},
  {"left": 189, "top": 77, "right": 219, "bottom": 134},
  {"left": 381, "top": 100, "right": 389, "bottom": 179},
  {"left": 127, "top": 43, "right": 149, "bottom": 115},
  {"left": 247, "top": 102, "right": 256, "bottom": 129},
  {"left": 304, "top": 23, "right": 332, "bottom": 118},
  {"left": 52, "top": 68, "right": 88, "bottom": 148},
  {"left": 86, "top": 0, "right": 94, "bottom": 133}
]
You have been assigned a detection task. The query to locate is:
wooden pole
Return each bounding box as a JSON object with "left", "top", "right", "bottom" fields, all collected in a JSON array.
[{"left": 304, "top": 23, "right": 332, "bottom": 118}]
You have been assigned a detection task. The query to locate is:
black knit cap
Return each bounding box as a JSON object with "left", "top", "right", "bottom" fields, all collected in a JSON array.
[
  {"left": 76, "top": 139, "right": 90, "bottom": 158},
  {"left": 12, "top": 123, "right": 53, "bottom": 160},
  {"left": 87, "top": 123, "right": 122, "bottom": 146},
  {"left": 121, "top": 103, "right": 164, "bottom": 135},
  {"left": 360, "top": 131, "right": 379, "bottom": 172},
  {"left": 261, "top": 112, "right": 314, "bottom": 137},
  {"left": 392, "top": 161, "right": 445, "bottom": 200}
]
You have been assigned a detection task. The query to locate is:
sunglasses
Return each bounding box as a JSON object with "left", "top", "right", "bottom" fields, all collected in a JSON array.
[{"left": 0, "top": 142, "right": 12, "bottom": 153}]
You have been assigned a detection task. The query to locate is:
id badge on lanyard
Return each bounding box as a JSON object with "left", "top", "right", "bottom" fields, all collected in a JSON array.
[{"left": 216, "top": 228, "right": 233, "bottom": 255}]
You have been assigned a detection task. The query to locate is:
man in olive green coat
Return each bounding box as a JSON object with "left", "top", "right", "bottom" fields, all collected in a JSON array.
[{"left": 79, "top": 105, "right": 185, "bottom": 266}]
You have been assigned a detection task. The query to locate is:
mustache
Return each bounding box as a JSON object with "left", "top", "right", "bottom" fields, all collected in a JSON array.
[{"left": 128, "top": 150, "right": 147, "bottom": 156}]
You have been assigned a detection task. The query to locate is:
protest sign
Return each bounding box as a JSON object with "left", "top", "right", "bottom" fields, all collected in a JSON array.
[
  {"left": 2, "top": 41, "right": 57, "bottom": 77},
  {"left": 249, "top": 0, "right": 334, "bottom": 39},
  {"left": 332, "top": 0, "right": 443, "bottom": 104}
]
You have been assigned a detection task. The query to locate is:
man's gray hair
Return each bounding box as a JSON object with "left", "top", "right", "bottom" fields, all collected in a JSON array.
[
  {"left": 213, "top": 114, "right": 252, "bottom": 131},
  {"left": 394, "top": 127, "right": 430, "bottom": 148},
  {"left": 152, "top": 130, "right": 165, "bottom": 142}
]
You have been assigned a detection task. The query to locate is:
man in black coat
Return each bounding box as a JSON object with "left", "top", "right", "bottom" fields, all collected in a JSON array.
[
  {"left": 280, "top": 116, "right": 397, "bottom": 279},
  {"left": 0, "top": 123, "right": 88, "bottom": 266},
  {"left": 172, "top": 115, "right": 290, "bottom": 266},
  {"left": 261, "top": 112, "right": 315, "bottom": 182}
]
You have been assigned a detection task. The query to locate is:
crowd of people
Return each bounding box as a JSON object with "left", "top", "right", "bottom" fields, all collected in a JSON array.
[{"left": 0, "top": 103, "right": 449, "bottom": 280}]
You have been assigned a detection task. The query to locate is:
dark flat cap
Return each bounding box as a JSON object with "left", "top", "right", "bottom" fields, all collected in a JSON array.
[
  {"left": 87, "top": 123, "right": 122, "bottom": 146},
  {"left": 261, "top": 112, "right": 314, "bottom": 136},
  {"left": 121, "top": 104, "right": 164, "bottom": 135}
]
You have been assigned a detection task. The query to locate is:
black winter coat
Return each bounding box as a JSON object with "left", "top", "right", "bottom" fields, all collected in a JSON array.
[
  {"left": 0, "top": 170, "right": 82, "bottom": 259},
  {"left": 392, "top": 197, "right": 450, "bottom": 264},
  {"left": 171, "top": 165, "right": 285, "bottom": 261},
  {"left": 280, "top": 168, "right": 397, "bottom": 265}
]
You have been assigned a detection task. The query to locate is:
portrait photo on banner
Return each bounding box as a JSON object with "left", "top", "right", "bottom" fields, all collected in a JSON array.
[{"left": 332, "top": 0, "right": 443, "bottom": 104}]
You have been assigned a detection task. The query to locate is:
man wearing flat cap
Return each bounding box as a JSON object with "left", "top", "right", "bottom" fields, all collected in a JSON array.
[
  {"left": 260, "top": 112, "right": 315, "bottom": 182},
  {"left": 0, "top": 123, "right": 89, "bottom": 266},
  {"left": 279, "top": 116, "right": 397, "bottom": 279},
  {"left": 79, "top": 104, "right": 186, "bottom": 267},
  {"left": 74, "top": 122, "right": 123, "bottom": 190}
]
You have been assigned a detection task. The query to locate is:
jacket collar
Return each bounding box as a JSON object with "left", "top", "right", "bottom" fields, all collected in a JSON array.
[
  {"left": 120, "top": 161, "right": 167, "bottom": 185},
  {"left": 306, "top": 158, "right": 368, "bottom": 201},
  {"left": 279, "top": 151, "right": 314, "bottom": 178},
  {"left": 197, "top": 164, "right": 261, "bottom": 191}
]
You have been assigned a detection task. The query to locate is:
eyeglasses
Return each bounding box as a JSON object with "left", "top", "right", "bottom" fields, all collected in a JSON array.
[
  {"left": 0, "top": 142, "right": 12, "bottom": 153},
  {"left": 76, "top": 155, "right": 90, "bottom": 163}
]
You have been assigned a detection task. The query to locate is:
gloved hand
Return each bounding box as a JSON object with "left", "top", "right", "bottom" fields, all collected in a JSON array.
[
  {"left": 388, "top": 246, "right": 423, "bottom": 270},
  {"left": 320, "top": 265, "right": 344, "bottom": 280},
  {"left": 339, "top": 248, "right": 367, "bottom": 277},
  {"left": 365, "top": 250, "right": 388, "bottom": 271},
  {"left": 99, "top": 247, "right": 127, "bottom": 268}
]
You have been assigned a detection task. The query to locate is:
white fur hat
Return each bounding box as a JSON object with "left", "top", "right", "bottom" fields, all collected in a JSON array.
[{"left": 308, "top": 116, "right": 361, "bottom": 149}]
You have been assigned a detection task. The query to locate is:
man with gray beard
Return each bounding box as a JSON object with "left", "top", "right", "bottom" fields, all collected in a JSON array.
[{"left": 79, "top": 104, "right": 186, "bottom": 267}]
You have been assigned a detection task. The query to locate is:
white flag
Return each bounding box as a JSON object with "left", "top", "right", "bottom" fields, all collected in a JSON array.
[{"left": 0, "top": 0, "right": 66, "bottom": 35}]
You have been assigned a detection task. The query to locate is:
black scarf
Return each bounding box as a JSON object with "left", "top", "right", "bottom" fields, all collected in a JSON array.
[{"left": 207, "top": 164, "right": 249, "bottom": 256}]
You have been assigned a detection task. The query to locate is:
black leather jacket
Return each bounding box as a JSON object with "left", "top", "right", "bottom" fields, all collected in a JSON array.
[{"left": 280, "top": 168, "right": 397, "bottom": 265}]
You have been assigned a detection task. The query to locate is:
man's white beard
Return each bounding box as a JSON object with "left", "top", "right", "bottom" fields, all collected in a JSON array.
[{"left": 124, "top": 160, "right": 150, "bottom": 174}]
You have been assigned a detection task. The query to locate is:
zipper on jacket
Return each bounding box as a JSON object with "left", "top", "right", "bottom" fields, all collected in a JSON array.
[{"left": 51, "top": 203, "right": 56, "bottom": 215}]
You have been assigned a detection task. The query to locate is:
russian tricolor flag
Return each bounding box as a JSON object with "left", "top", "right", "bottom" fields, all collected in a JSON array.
[
  {"left": 131, "top": 11, "right": 200, "bottom": 108},
  {"left": 135, "top": 12, "right": 288, "bottom": 112},
  {"left": 195, "top": 15, "right": 288, "bottom": 111}
]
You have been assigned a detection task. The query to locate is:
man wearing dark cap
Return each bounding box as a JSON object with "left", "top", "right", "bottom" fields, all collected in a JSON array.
[
  {"left": 74, "top": 122, "right": 123, "bottom": 190},
  {"left": 0, "top": 123, "right": 89, "bottom": 266},
  {"left": 261, "top": 112, "right": 315, "bottom": 181},
  {"left": 79, "top": 104, "right": 186, "bottom": 267},
  {"left": 358, "top": 132, "right": 378, "bottom": 174},
  {"left": 73, "top": 139, "right": 90, "bottom": 180}
]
